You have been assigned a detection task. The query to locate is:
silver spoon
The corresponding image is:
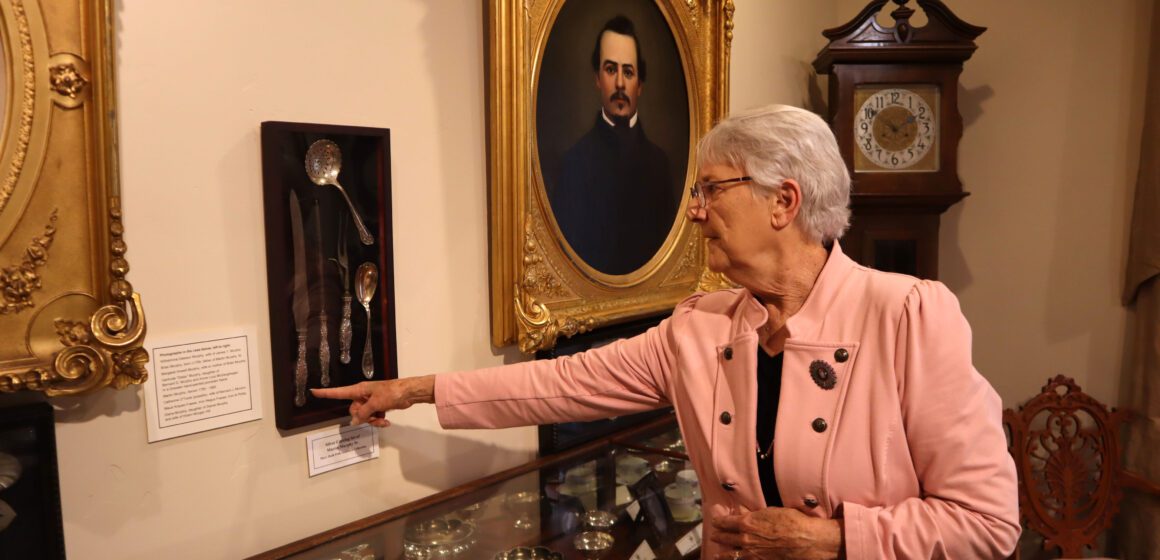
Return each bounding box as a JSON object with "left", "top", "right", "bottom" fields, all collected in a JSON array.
[
  {"left": 304, "top": 139, "right": 374, "bottom": 245},
  {"left": 355, "top": 262, "right": 379, "bottom": 379}
]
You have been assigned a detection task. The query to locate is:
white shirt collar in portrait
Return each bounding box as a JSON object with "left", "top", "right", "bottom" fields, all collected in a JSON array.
[{"left": 601, "top": 108, "right": 638, "bottom": 128}]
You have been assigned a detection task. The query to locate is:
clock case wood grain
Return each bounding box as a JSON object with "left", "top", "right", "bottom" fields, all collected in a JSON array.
[{"left": 813, "top": 0, "right": 984, "bottom": 279}]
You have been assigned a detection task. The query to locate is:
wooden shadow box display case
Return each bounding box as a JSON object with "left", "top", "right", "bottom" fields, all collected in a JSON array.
[
  {"left": 249, "top": 415, "right": 704, "bottom": 559},
  {"left": 260, "top": 122, "right": 398, "bottom": 430}
]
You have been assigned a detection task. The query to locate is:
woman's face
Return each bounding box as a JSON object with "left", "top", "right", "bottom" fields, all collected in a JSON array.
[{"left": 689, "top": 162, "right": 775, "bottom": 274}]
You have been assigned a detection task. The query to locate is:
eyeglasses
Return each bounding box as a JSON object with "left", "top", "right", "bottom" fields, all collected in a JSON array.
[{"left": 689, "top": 176, "right": 752, "bottom": 209}]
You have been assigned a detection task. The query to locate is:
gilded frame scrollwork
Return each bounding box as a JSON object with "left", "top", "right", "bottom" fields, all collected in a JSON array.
[
  {"left": 0, "top": 0, "right": 147, "bottom": 395},
  {"left": 488, "top": 0, "right": 734, "bottom": 352}
]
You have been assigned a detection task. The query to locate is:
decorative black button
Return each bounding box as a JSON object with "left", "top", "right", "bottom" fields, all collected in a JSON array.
[
  {"left": 723, "top": 347, "right": 733, "bottom": 360},
  {"left": 721, "top": 482, "right": 736, "bottom": 491},
  {"left": 812, "top": 418, "right": 828, "bottom": 433},
  {"left": 834, "top": 348, "right": 849, "bottom": 363},
  {"left": 809, "top": 360, "right": 838, "bottom": 390},
  {"left": 719, "top": 411, "right": 732, "bottom": 425},
  {"left": 803, "top": 497, "right": 819, "bottom": 508}
]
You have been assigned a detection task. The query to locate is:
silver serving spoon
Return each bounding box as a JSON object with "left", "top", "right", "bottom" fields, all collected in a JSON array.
[
  {"left": 355, "top": 262, "right": 379, "bottom": 379},
  {"left": 304, "top": 139, "right": 374, "bottom": 245}
]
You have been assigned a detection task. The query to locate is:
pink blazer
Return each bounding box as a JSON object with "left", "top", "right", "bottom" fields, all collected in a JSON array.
[{"left": 436, "top": 244, "right": 1020, "bottom": 559}]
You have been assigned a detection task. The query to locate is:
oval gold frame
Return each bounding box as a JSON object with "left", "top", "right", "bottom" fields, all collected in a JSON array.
[
  {"left": 529, "top": 0, "right": 699, "bottom": 290},
  {"left": 488, "top": 0, "right": 736, "bottom": 352},
  {"left": 0, "top": 0, "right": 147, "bottom": 395}
]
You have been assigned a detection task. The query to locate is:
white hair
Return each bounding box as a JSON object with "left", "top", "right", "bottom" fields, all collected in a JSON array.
[{"left": 697, "top": 104, "right": 851, "bottom": 243}]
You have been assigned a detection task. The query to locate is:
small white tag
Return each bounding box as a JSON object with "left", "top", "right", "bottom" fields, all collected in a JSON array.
[
  {"left": 616, "top": 484, "right": 632, "bottom": 506},
  {"left": 629, "top": 539, "right": 656, "bottom": 560},
  {"left": 675, "top": 523, "right": 704, "bottom": 556},
  {"left": 306, "top": 424, "right": 378, "bottom": 476},
  {"left": 625, "top": 500, "right": 641, "bottom": 521}
]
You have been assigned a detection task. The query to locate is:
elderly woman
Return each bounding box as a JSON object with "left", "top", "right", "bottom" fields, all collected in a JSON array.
[{"left": 314, "top": 104, "right": 1020, "bottom": 559}]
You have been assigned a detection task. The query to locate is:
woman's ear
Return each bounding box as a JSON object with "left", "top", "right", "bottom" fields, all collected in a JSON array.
[{"left": 770, "top": 179, "right": 803, "bottom": 230}]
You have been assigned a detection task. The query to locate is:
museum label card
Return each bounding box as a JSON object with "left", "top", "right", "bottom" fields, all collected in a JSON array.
[
  {"left": 143, "top": 328, "right": 262, "bottom": 442},
  {"left": 306, "top": 424, "right": 378, "bottom": 476},
  {"left": 629, "top": 539, "right": 656, "bottom": 560},
  {"left": 616, "top": 484, "right": 632, "bottom": 506},
  {"left": 675, "top": 523, "right": 704, "bottom": 556},
  {"left": 625, "top": 499, "right": 641, "bottom": 522}
]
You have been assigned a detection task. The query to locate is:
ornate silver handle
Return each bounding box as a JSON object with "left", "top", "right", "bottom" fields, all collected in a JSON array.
[
  {"left": 294, "top": 332, "right": 308, "bottom": 406},
  {"left": 333, "top": 183, "right": 375, "bottom": 245},
  {"left": 361, "top": 303, "right": 374, "bottom": 379},
  {"left": 339, "top": 294, "right": 353, "bottom": 364},
  {"left": 319, "top": 310, "right": 330, "bottom": 387}
]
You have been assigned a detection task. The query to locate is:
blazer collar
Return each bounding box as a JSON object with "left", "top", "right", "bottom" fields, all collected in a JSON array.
[{"left": 733, "top": 241, "right": 857, "bottom": 341}]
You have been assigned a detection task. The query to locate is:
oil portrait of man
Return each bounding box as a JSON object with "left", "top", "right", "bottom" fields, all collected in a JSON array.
[{"left": 536, "top": 3, "right": 690, "bottom": 277}]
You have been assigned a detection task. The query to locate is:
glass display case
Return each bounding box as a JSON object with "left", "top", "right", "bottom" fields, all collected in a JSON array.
[{"left": 250, "top": 415, "right": 703, "bottom": 560}]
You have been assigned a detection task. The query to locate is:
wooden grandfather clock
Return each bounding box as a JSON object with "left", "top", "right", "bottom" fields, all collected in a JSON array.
[{"left": 813, "top": 0, "right": 984, "bottom": 279}]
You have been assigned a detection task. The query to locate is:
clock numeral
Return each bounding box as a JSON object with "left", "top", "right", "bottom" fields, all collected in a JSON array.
[{"left": 890, "top": 91, "right": 900, "bottom": 104}]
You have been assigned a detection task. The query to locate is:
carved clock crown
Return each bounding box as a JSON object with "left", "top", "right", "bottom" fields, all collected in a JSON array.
[{"left": 813, "top": 0, "right": 985, "bottom": 70}]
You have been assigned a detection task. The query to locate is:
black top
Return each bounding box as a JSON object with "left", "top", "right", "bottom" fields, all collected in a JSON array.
[
  {"left": 756, "top": 349, "right": 784, "bottom": 507},
  {"left": 548, "top": 112, "right": 678, "bottom": 275}
]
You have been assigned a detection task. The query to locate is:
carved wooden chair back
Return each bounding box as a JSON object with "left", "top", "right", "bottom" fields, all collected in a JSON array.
[{"left": 1003, "top": 375, "right": 1159, "bottom": 558}]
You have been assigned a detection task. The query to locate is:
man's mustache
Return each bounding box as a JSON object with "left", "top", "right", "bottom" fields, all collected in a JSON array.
[{"left": 610, "top": 91, "right": 630, "bottom": 103}]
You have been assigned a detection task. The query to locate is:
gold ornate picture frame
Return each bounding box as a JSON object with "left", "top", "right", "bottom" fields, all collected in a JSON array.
[
  {"left": 488, "top": 0, "right": 733, "bottom": 352},
  {"left": 0, "top": 0, "right": 146, "bottom": 395}
]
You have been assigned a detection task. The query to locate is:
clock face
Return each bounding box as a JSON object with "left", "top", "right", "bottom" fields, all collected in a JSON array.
[{"left": 853, "top": 86, "right": 939, "bottom": 172}]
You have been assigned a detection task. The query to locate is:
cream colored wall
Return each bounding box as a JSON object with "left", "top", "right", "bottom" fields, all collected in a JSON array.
[
  {"left": 50, "top": 0, "right": 1149, "bottom": 558},
  {"left": 828, "top": 0, "right": 1153, "bottom": 406},
  {"left": 928, "top": 0, "right": 1152, "bottom": 406}
]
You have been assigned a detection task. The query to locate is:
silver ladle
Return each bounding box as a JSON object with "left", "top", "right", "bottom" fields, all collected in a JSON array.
[
  {"left": 355, "top": 262, "right": 379, "bottom": 379},
  {"left": 305, "top": 139, "right": 374, "bottom": 245}
]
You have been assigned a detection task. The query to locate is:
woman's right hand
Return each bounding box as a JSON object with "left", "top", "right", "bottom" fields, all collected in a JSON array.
[{"left": 311, "top": 375, "right": 435, "bottom": 427}]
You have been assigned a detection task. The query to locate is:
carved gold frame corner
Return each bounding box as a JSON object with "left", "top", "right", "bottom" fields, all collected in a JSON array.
[
  {"left": 488, "top": 0, "right": 734, "bottom": 353},
  {"left": 0, "top": 0, "right": 147, "bottom": 396}
]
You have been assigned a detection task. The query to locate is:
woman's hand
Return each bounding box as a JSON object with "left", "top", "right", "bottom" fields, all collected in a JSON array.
[
  {"left": 711, "top": 506, "right": 843, "bottom": 559},
  {"left": 310, "top": 376, "right": 435, "bottom": 427}
]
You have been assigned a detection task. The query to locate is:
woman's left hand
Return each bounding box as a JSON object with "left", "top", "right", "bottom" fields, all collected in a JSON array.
[{"left": 710, "top": 506, "right": 842, "bottom": 559}]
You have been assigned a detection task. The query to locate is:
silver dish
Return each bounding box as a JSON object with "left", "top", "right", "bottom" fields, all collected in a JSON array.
[
  {"left": 580, "top": 510, "right": 616, "bottom": 531},
  {"left": 0, "top": 453, "right": 21, "bottom": 490},
  {"left": 492, "top": 546, "right": 562, "bottom": 560},
  {"left": 402, "top": 517, "right": 475, "bottom": 558},
  {"left": 338, "top": 543, "right": 374, "bottom": 560},
  {"left": 503, "top": 490, "right": 539, "bottom": 530},
  {"left": 573, "top": 531, "right": 614, "bottom": 559}
]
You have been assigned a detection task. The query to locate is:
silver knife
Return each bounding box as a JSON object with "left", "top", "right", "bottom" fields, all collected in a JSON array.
[
  {"left": 312, "top": 201, "right": 331, "bottom": 387},
  {"left": 289, "top": 189, "right": 309, "bottom": 406}
]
